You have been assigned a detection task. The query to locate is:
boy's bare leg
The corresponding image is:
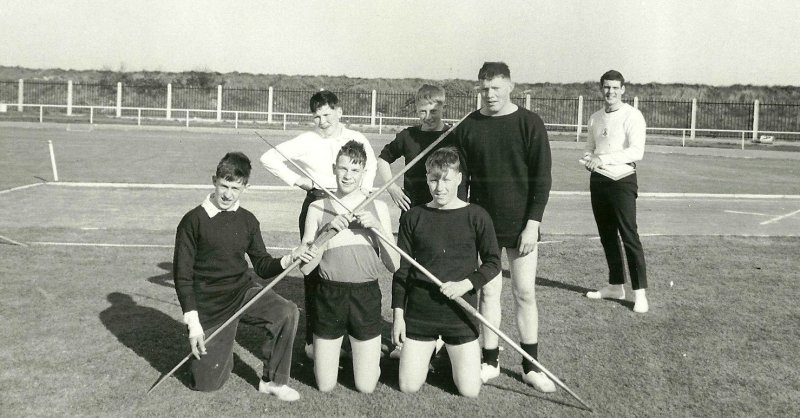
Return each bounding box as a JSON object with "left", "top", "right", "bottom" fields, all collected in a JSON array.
[
  {"left": 507, "top": 246, "right": 538, "bottom": 345},
  {"left": 313, "top": 335, "right": 344, "bottom": 392},
  {"left": 447, "top": 340, "right": 482, "bottom": 398},
  {"left": 398, "top": 338, "right": 437, "bottom": 393},
  {"left": 479, "top": 270, "right": 503, "bottom": 382},
  {"left": 350, "top": 335, "right": 382, "bottom": 393}
]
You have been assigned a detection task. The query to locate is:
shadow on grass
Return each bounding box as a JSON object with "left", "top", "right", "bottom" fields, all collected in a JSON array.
[
  {"left": 492, "top": 368, "right": 590, "bottom": 411},
  {"left": 99, "top": 292, "right": 193, "bottom": 389},
  {"left": 146, "top": 262, "right": 174, "bottom": 289}
]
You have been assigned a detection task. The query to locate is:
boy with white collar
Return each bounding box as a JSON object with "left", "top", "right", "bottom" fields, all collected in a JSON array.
[{"left": 173, "top": 151, "right": 316, "bottom": 401}]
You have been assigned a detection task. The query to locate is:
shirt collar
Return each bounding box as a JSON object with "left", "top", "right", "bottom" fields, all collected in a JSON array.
[{"left": 201, "top": 193, "right": 240, "bottom": 218}]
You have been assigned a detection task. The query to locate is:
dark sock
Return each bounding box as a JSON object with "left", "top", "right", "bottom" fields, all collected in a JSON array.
[
  {"left": 521, "top": 343, "right": 539, "bottom": 374},
  {"left": 482, "top": 348, "right": 500, "bottom": 367}
]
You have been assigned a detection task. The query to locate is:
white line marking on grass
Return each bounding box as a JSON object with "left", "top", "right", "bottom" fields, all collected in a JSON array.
[
  {"left": 725, "top": 210, "right": 770, "bottom": 216},
  {"left": 760, "top": 208, "right": 800, "bottom": 225},
  {"left": 28, "top": 241, "right": 294, "bottom": 251},
  {"left": 49, "top": 182, "right": 295, "bottom": 191},
  {"left": 0, "top": 182, "right": 44, "bottom": 194},
  {"left": 39, "top": 183, "right": 800, "bottom": 199}
]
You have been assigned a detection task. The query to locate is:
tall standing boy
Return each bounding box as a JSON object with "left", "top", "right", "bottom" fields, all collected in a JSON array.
[
  {"left": 260, "top": 91, "right": 378, "bottom": 357},
  {"left": 583, "top": 69, "right": 649, "bottom": 313},
  {"left": 449, "top": 62, "right": 556, "bottom": 392},
  {"left": 173, "top": 152, "right": 316, "bottom": 401},
  {"left": 301, "top": 140, "right": 399, "bottom": 393},
  {"left": 392, "top": 147, "right": 501, "bottom": 398}
]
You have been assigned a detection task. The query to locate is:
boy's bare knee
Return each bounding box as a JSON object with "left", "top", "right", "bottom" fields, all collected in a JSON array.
[
  {"left": 458, "top": 385, "right": 481, "bottom": 398},
  {"left": 399, "top": 380, "right": 422, "bottom": 394}
]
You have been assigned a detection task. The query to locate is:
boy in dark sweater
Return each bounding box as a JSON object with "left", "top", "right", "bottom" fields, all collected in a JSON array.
[
  {"left": 173, "top": 152, "right": 315, "bottom": 401},
  {"left": 392, "top": 147, "right": 501, "bottom": 397},
  {"left": 449, "top": 62, "right": 555, "bottom": 392},
  {"left": 377, "top": 84, "right": 466, "bottom": 211}
]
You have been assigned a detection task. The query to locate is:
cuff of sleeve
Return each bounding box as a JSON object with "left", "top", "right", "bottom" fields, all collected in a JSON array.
[
  {"left": 466, "top": 273, "right": 484, "bottom": 290},
  {"left": 280, "top": 254, "right": 292, "bottom": 269},
  {"left": 183, "top": 310, "right": 204, "bottom": 338}
]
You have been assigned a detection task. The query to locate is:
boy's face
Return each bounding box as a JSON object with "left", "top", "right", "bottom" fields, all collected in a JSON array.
[
  {"left": 479, "top": 76, "right": 514, "bottom": 115},
  {"left": 417, "top": 102, "right": 444, "bottom": 131},
  {"left": 601, "top": 79, "right": 625, "bottom": 108},
  {"left": 426, "top": 167, "right": 462, "bottom": 207},
  {"left": 313, "top": 104, "right": 343, "bottom": 137},
  {"left": 333, "top": 155, "right": 364, "bottom": 195},
  {"left": 211, "top": 176, "right": 247, "bottom": 211}
]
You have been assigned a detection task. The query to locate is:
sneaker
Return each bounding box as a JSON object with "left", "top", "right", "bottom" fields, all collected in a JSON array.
[
  {"left": 523, "top": 371, "right": 556, "bottom": 393},
  {"left": 259, "top": 381, "right": 300, "bottom": 402},
  {"left": 480, "top": 362, "right": 500, "bottom": 383},
  {"left": 633, "top": 289, "right": 649, "bottom": 313},
  {"left": 389, "top": 345, "right": 402, "bottom": 360},
  {"left": 586, "top": 284, "right": 625, "bottom": 300},
  {"left": 304, "top": 343, "right": 314, "bottom": 361}
]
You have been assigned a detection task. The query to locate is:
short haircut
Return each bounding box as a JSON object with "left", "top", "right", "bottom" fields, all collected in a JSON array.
[
  {"left": 336, "top": 140, "right": 367, "bottom": 167},
  {"left": 216, "top": 152, "right": 252, "bottom": 184},
  {"left": 309, "top": 90, "right": 340, "bottom": 113},
  {"left": 600, "top": 70, "right": 625, "bottom": 86},
  {"left": 425, "top": 146, "right": 462, "bottom": 178},
  {"left": 478, "top": 62, "right": 511, "bottom": 80},
  {"left": 416, "top": 84, "right": 446, "bottom": 106}
]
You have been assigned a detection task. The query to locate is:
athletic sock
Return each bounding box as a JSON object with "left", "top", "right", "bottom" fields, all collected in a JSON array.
[
  {"left": 482, "top": 348, "right": 500, "bottom": 367},
  {"left": 521, "top": 343, "right": 539, "bottom": 374}
]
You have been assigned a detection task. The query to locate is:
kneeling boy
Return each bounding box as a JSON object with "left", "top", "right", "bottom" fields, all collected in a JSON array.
[
  {"left": 173, "top": 152, "right": 315, "bottom": 401},
  {"left": 392, "top": 147, "right": 501, "bottom": 397},
  {"left": 301, "top": 140, "right": 399, "bottom": 393}
]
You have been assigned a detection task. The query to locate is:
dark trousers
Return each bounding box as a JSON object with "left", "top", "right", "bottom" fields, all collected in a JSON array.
[
  {"left": 299, "top": 189, "right": 327, "bottom": 344},
  {"left": 590, "top": 172, "right": 647, "bottom": 290},
  {"left": 190, "top": 286, "right": 299, "bottom": 391}
]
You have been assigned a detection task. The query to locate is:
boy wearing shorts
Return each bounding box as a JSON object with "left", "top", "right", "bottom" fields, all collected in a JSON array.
[
  {"left": 173, "top": 152, "right": 316, "bottom": 401},
  {"left": 392, "top": 147, "right": 501, "bottom": 397},
  {"left": 301, "top": 141, "right": 399, "bottom": 393}
]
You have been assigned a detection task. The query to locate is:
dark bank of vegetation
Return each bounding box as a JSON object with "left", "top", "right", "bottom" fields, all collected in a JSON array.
[{"left": 2, "top": 65, "right": 799, "bottom": 103}]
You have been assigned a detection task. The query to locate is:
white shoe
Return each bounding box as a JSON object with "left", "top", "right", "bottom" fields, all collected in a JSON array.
[
  {"left": 480, "top": 362, "right": 500, "bottom": 383},
  {"left": 389, "top": 346, "right": 402, "bottom": 360},
  {"left": 586, "top": 284, "right": 625, "bottom": 300},
  {"left": 304, "top": 343, "right": 314, "bottom": 361},
  {"left": 523, "top": 371, "right": 557, "bottom": 393},
  {"left": 259, "top": 381, "right": 300, "bottom": 402},
  {"left": 633, "top": 289, "right": 649, "bottom": 313}
]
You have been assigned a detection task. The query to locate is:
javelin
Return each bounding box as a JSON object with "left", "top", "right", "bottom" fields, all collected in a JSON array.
[{"left": 256, "top": 133, "right": 593, "bottom": 412}]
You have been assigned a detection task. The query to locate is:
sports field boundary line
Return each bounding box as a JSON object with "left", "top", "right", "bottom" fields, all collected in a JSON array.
[
  {"left": 44, "top": 182, "right": 800, "bottom": 199},
  {"left": 0, "top": 182, "right": 44, "bottom": 195}
]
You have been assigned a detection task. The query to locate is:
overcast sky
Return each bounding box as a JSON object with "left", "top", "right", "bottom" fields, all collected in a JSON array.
[{"left": 2, "top": 0, "right": 798, "bottom": 86}]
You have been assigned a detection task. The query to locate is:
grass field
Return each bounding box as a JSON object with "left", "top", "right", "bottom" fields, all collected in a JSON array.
[{"left": 1, "top": 124, "right": 799, "bottom": 417}]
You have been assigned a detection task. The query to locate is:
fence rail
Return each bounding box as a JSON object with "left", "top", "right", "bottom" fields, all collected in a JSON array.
[{"left": 2, "top": 79, "right": 800, "bottom": 143}]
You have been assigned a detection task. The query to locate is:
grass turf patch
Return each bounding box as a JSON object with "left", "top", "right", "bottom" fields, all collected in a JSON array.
[{"left": 1, "top": 235, "right": 798, "bottom": 417}]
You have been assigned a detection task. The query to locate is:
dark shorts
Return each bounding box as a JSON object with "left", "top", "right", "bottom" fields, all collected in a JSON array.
[
  {"left": 406, "top": 332, "right": 477, "bottom": 345},
  {"left": 313, "top": 279, "right": 382, "bottom": 341}
]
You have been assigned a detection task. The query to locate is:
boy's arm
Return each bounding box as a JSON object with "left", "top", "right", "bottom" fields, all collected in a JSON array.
[
  {"left": 246, "top": 216, "right": 291, "bottom": 279},
  {"left": 377, "top": 158, "right": 411, "bottom": 211},
  {"left": 172, "top": 213, "right": 206, "bottom": 356},
  {"left": 259, "top": 134, "right": 309, "bottom": 188},
  {"left": 391, "top": 212, "right": 412, "bottom": 312},
  {"left": 173, "top": 214, "right": 199, "bottom": 315},
  {"left": 354, "top": 132, "right": 378, "bottom": 190},
  {"left": 299, "top": 202, "right": 326, "bottom": 275},
  {"left": 468, "top": 209, "right": 502, "bottom": 289},
  {"left": 372, "top": 201, "right": 400, "bottom": 272}
]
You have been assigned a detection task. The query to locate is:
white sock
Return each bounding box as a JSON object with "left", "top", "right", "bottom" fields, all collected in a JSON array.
[{"left": 633, "top": 289, "right": 649, "bottom": 313}]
